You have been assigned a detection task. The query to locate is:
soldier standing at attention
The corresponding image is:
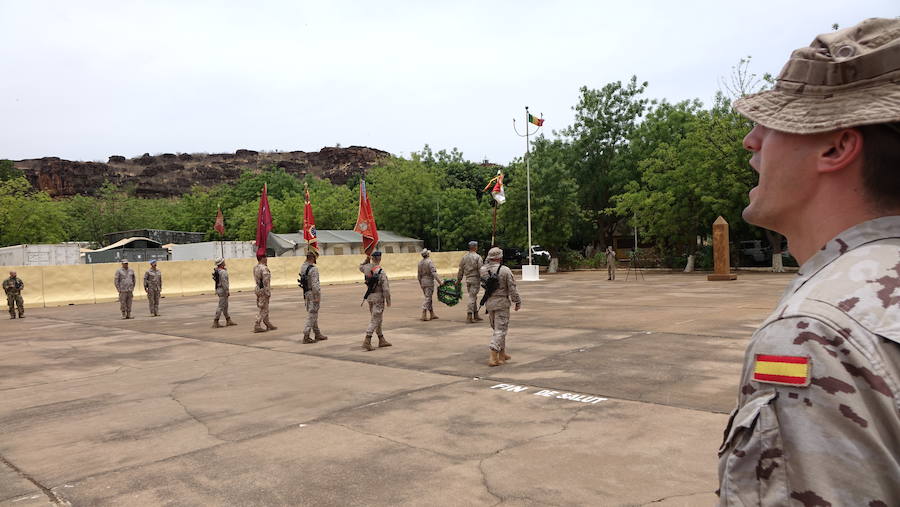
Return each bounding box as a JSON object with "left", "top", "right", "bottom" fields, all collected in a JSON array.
[
  {"left": 605, "top": 246, "right": 617, "bottom": 281},
  {"left": 211, "top": 258, "right": 236, "bottom": 328},
  {"left": 457, "top": 240, "right": 484, "bottom": 323},
  {"left": 480, "top": 247, "right": 521, "bottom": 367},
  {"left": 3, "top": 271, "right": 24, "bottom": 319},
  {"left": 417, "top": 248, "right": 439, "bottom": 321},
  {"left": 717, "top": 18, "right": 900, "bottom": 506},
  {"left": 253, "top": 255, "right": 277, "bottom": 333},
  {"left": 143, "top": 259, "right": 162, "bottom": 316},
  {"left": 359, "top": 251, "right": 391, "bottom": 351},
  {"left": 114, "top": 260, "right": 136, "bottom": 319},
  {"left": 299, "top": 251, "right": 327, "bottom": 343}
]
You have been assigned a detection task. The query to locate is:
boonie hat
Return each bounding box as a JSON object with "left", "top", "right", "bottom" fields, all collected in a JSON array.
[
  {"left": 468, "top": 241, "right": 478, "bottom": 247},
  {"left": 215, "top": 257, "right": 225, "bottom": 266},
  {"left": 421, "top": 248, "right": 431, "bottom": 257},
  {"left": 735, "top": 17, "right": 900, "bottom": 133},
  {"left": 487, "top": 247, "right": 503, "bottom": 260},
  {"left": 121, "top": 259, "right": 129, "bottom": 264}
]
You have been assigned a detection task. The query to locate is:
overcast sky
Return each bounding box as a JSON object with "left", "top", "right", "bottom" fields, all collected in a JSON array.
[{"left": 1, "top": 1, "right": 895, "bottom": 164}]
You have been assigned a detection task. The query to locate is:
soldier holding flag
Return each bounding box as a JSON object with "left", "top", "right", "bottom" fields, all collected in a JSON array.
[
  {"left": 253, "top": 184, "right": 277, "bottom": 333},
  {"left": 355, "top": 178, "right": 391, "bottom": 351},
  {"left": 299, "top": 184, "right": 327, "bottom": 343}
]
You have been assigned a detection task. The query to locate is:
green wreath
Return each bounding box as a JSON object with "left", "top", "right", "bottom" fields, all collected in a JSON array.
[{"left": 437, "top": 278, "right": 462, "bottom": 306}]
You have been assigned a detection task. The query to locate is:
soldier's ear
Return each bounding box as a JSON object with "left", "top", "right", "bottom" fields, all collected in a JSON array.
[{"left": 816, "top": 128, "right": 863, "bottom": 175}]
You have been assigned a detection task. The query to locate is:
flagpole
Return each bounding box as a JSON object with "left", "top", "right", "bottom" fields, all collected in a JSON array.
[
  {"left": 491, "top": 203, "right": 498, "bottom": 247},
  {"left": 525, "top": 106, "right": 534, "bottom": 266}
]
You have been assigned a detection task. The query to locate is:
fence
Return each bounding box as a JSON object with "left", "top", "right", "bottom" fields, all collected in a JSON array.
[{"left": 1, "top": 251, "right": 466, "bottom": 308}]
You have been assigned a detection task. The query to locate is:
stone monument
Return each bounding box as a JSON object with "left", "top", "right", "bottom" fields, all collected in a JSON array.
[{"left": 708, "top": 216, "right": 737, "bottom": 281}]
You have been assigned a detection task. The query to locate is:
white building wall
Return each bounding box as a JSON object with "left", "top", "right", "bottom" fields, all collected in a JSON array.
[
  {"left": 0, "top": 244, "right": 84, "bottom": 266},
  {"left": 170, "top": 241, "right": 256, "bottom": 261}
]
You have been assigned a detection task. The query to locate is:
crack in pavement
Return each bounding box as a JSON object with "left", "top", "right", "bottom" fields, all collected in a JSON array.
[
  {"left": 167, "top": 356, "right": 235, "bottom": 443},
  {"left": 325, "top": 422, "right": 461, "bottom": 461},
  {"left": 640, "top": 489, "right": 713, "bottom": 505},
  {"left": 0, "top": 452, "right": 70, "bottom": 506}
]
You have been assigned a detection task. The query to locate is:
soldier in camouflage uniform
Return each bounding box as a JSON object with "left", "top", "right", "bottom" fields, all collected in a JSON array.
[
  {"left": 114, "top": 260, "right": 136, "bottom": 319},
  {"left": 480, "top": 247, "right": 521, "bottom": 367},
  {"left": 143, "top": 259, "right": 162, "bottom": 316},
  {"left": 417, "top": 248, "right": 439, "bottom": 321},
  {"left": 718, "top": 18, "right": 900, "bottom": 506},
  {"left": 300, "top": 251, "right": 327, "bottom": 343},
  {"left": 360, "top": 251, "right": 391, "bottom": 351},
  {"left": 457, "top": 240, "right": 484, "bottom": 323},
  {"left": 605, "top": 246, "right": 617, "bottom": 281},
  {"left": 212, "top": 258, "right": 236, "bottom": 328},
  {"left": 253, "top": 255, "right": 277, "bottom": 333},
  {"left": 3, "top": 271, "right": 24, "bottom": 319}
]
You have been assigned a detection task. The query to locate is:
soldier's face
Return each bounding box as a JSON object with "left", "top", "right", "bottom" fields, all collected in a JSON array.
[
  {"left": 9, "top": 272, "right": 15, "bottom": 278},
  {"left": 741, "top": 125, "right": 819, "bottom": 232}
]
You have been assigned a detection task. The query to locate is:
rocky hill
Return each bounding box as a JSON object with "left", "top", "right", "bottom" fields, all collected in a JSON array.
[{"left": 13, "top": 146, "right": 391, "bottom": 198}]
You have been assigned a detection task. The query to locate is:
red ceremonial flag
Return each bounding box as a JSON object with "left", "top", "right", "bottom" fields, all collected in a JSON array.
[
  {"left": 255, "top": 184, "right": 273, "bottom": 257},
  {"left": 214, "top": 207, "right": 225, "bottom": 236},
  {"left": 303, "top": 187, "right": 319, "bottom": 254},
  {"left": 353, "top": 178, "right": 379, "bottom": 255}
]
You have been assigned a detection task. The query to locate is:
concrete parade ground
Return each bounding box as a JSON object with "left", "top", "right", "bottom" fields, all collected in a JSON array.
[{"left": 0, "top": 270, "right": 791, "bottom": 506}]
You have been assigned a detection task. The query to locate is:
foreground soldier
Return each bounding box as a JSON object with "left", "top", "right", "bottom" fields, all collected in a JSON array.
[
  {"left": 211, "top": 258, "right": 236, "bottom": 328},
  {"left": 359, "top": 251, "right": 391, "bottom": 351},
  {"left": 253, "top": 255, "right": 277, "bottom": 333},
  {"left": 480, "top": 247, "right": 521, "bottom": 366},
  {"left": 457, "top": 240, "right": 484, "bottom": 323},
  {"left": 417, "top": 248, "right": 439, "bottom": 321},
  {"left": 299, "top": 251, "right": 327, "bottom": 343},
  {"left": 718, "top": 18, "right": 900, "bottom": 506},
  {"left": 114, "top": 260, "right": 135, "bottom": 319},
  {"left": 3, "top": 271, "right": 24, "bottom": 319},
  {"left": 143, "top": 259, "right": 162, "bottom": 316}
]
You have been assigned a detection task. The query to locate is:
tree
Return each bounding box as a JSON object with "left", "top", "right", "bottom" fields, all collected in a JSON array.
[
  {"left": 0, "top": 177, "right": 68, "bottom": 246},
  {"left": 0, "top": 160, "right": 24, "bottom": 181}
]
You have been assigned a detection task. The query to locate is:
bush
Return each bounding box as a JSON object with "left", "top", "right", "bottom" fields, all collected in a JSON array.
[{"left": 558, "top": 249, "right": 585, "bottom": 270}]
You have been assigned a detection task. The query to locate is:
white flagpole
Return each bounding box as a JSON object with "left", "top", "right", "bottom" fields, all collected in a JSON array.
[{"left": 525, "top": 106, "right": 533, "bottom": 266}]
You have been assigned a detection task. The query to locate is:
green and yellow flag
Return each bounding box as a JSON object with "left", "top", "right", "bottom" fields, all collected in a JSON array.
[{"left": 528, "top": 113, "right": 544, "bottom": 126}]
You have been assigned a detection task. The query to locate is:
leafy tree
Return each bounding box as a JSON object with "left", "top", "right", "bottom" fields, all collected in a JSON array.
[
  {"left": 0, "top": 177, "right": 68, "bottom": 246},
  {"left": 0, "top": 160, "right": 24, "bottom": 181}
]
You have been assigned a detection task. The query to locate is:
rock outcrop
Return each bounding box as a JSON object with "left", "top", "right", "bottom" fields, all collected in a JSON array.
[{"left": 13, "top": 146, "right": 391, "bottom": 197}]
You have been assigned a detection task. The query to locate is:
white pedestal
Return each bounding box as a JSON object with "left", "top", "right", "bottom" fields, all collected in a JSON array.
[{"left": 521, "top": 264, "right": 540, "bottom": 281}]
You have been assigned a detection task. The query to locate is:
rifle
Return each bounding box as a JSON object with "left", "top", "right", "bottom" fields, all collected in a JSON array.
[
  {"left": 479, "top": 264, "right": 503, "bottom": 308},
  {"left": 298, "top": 264, "right": 314, "bottom": 294},
  {"left": 361, "top": 267, "right": 382, "bottom": 306}
]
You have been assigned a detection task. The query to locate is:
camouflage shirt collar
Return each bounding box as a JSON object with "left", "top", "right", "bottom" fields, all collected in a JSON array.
[{"left": 784, "top": 215, "right": 900, "bottom": 297}]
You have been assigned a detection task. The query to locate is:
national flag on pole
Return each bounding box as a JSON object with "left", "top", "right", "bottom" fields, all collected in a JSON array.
[
  {"left": 483, "top": 171, "right": 506, "bottom": 205},
  {"left": 214, "top": 207, "right": 225, "bottom": 236},
  {"left": 354, "top": 178, "right": 379, "bottom": 255},
  {"left": 528, "top": 113, "right": 544, "bottom": 126},
  {"left": 255, "top": 184, "right": 273, "bottom": 258},
  {"left": 303, "top": 186, "right": 319, "bottom": 255}
]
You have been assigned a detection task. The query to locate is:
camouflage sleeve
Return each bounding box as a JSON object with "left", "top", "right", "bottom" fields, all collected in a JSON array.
[
  {"left": 718, "top": 316, "right": 900, "bottom": 506},
  {"left": 381, "top": 271, "right": 390, "bottom": 305},
  {"left": 264, "top": 268, "right": 271, "bottom": 289},
  {"left": 310, "top": 266, "right": 321, "bottom": 296},
  {"left": 430, "top": 259, "right": 438, "bottom": 281},
  {"left": 143, "top": 271, "right": 150, "bottom": 290},
  {"left": 457, "top": 257, "right": 465, "bottom": 281},
  {"left": 159, "top": 272, "right": 162, "bottom": 291},
  {"left": 114, "top": 270, "right": 122, "bottom": 291},
  {"left": 503, "top": 267, "right": 521, "bottom": 305}
]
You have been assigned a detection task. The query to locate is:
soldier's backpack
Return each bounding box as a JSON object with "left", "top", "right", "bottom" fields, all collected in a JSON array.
[
  {"left": 479, "top": 265, "right": 503, "bottom": 308},
  {"left": 212, "top": 269, "right": 220, "bottom": 289},
  {"left": 298, "top": 264, "right": 314, "bottom": 292}
]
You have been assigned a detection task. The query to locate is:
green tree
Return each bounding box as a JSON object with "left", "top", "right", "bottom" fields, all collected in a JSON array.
[
  {"left": 0, "top": 160, "right": 24, "bottom": 181},
  {"left": 0, "top": 177, "right": 68, "bottom": 246}
]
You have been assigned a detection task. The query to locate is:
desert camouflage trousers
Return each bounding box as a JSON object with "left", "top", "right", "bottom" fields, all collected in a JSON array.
[
  {"left": 214, "top": 294, "right": 230, "bottom": 320},
  {"left": 118, "top": 291, "right": 133, "bottom": 316},
  {"left": 6, "top": 293, "right": 23, "bottom": 316},
  {"left": 366, "top": 300, "right": 385, "bottom": 337},
  {"left": 421, "top": 286, "right": 434, "bottom": 311},
  {"left": 466, "top": 280, "right": 480, "bottom": 314},
  {"left": 304, "top": 298, "right": 323, "bottom": 337},
  {"left": 255, "top": 291, "right": 272, "bottom": 327},
  {"left": 488, "top": 308, "right": 510, "bottom": 352},
  {"left": 146, "top": 289, "right": 160, "bottom": 315}
]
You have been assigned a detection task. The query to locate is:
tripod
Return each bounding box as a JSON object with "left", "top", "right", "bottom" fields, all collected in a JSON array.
[{"left": 625, "top": 249, "right": 645, "bottom": 281}]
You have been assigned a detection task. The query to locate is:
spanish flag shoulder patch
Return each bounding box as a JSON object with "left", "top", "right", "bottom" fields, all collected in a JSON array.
[{"left": 753, "top": 354, "right": 811, "bottom": 387}]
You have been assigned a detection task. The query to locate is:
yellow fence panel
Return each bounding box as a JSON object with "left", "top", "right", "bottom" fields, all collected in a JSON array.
[
  {"left": 268, "top": 257, "right": 301, "bottom": 289},
  {"left": 157, "top": 260, "right": 183, "bottom": 299},
  {"left": 42, "top": 265, "right": 95, "bottom": 306},
  {"left": 225, "top": 258, "right": 258, "bottom": 294},
  {"left": 178, "top": 260, "right": 216, "bottom": 297}
]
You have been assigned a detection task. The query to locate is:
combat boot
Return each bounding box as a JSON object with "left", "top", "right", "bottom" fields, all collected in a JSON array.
[
  {"left": 467, "top": 313, "right": 474, "bottom": 323},
  {"left": 429, "top": 311, "right": 439, "bottom": 320},
  {"left": 315, "top": 333, "right": 328, "bottom": 341},
  {"left": 225, "top": 318, "right": 237, "bottom": 326},
  {"left": 265, "top": 322, "right": 278, "bottom": 331},
  {"left": 121, "top": 312, "right": 127, "bottom": 320},
  {"left": 126, "top": 313, "right": 133, "bottom": 319},
  {"left": 473, "top": 311, "right": 483, "bottom": 321},
  {"left": 211, "top": 320, "right": 222, "bottom": 328},
  {"left": 488, "top": 349, "right": 501, "bottom": 367},
  {"left": 377, "top": 335, "right": 392, "bottom": 348},
  {"left": 9, "top": 313, "right": 15, "bottom": 320},
  {"left": 421, "top": 310, "right": 429, "bottom": 321},
  {"left": 500, "top": 348, "right": 511, "bottom": 363},
  {"left": 302, "top": 333, "right": 315, "bottom": 344},
  {"left": 254, "top": 324, "right": 266, "bottom": 333},
  {"left": 363, "top": 335, "right": 375, "bottom": 351}
]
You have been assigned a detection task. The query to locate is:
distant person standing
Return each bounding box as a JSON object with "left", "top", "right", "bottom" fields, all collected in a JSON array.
[
  {"left": 359, "top": 251, "right": 391, "bottom": 351},
  {"left": 143, "top": 259, "right": 162, "bottom": 316},
  {"left": 480, "top": 247, "right": 521, "bottom": 366},
  {"left": 605, "top": 246, "right": 617, "bottom": 281},
  {"left": 114, "top": 260, "right": 136, "bottom": 319},
  {"left": 457, "top": 240, "right": 484, "bottom": 323},
  {"left": 3, "top": 271, "right": 25, "bottom": 319},
  {"left": 211, "top": 258, "right": 236, "bottom": 328},
  {"left": 253, "top": 255, "right": 277, "bottom": 333},
  {"left": 299, "top": 251, "right": 327, "bottom": 343},
  {"left": 417, "top": 248, "right": 439, "bottom": 321}
]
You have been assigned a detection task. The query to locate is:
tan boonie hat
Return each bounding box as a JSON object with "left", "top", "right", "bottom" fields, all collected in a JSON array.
[
  {"left": 487, "top": 247, "right": 503, "bottom": 260},
  {"left": 735, "top": 18, "right": 900, "bottom": 134}
]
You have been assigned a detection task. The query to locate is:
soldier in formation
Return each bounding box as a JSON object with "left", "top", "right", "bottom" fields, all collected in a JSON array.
[
  {"left": 457, "top": 240, "right": 484, "bottom": 323},
  {"left": 417, "top": 248, "right": 439, "bottom": 321},
  {"left": 299, "top": 251, "right": 327, "bottom": 343},
  {"left": 717, "top": 18, "right": 900, "bottom": 505},
  {"left": 3, "top": 271, "right": 24, "bottom": 319},
  {"left": 114, "top": 260, "right": 136, "bottom": 319},
  {"left": 359, "top": 251, "right": 391, "bottom": 351},
  {"left": 143, "top": 259, "right": 162, "bottom": 316},
  {"left": 480, "top": 247, "right": 521, "bottom": 367},
  {"left": 253, "top": 255, "right": 277, "bottom": 333},
  {"left": 211, "top": 258, "right": 236, "bottom": 328}
]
